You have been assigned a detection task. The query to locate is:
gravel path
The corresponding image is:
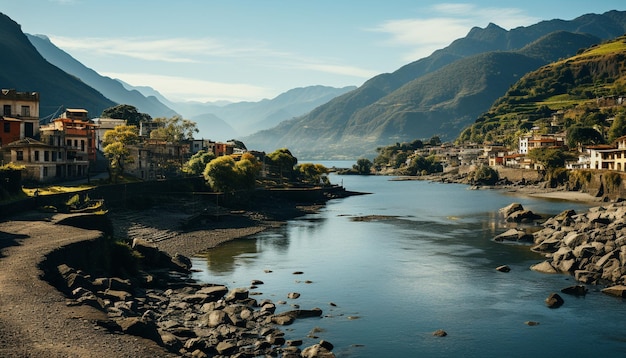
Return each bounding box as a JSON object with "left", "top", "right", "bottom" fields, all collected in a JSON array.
[{"left": 0, "top": 211, "right": 176, "bottom": 358}]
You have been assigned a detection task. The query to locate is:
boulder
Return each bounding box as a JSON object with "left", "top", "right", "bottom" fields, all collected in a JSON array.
[
  {"left": 287, "top": 292, "right": 301, "bottom": 299},
  {"left": 116, "top": 317, "right": 163, "bottom": 345},
  {"left": 545, "top": 293, "right": 564, "bottom": 308},
  {"left": 561, "top": 285, "right": 588, "bottom": 296},
  {"left": 507, "top": 210, "right": 542, "bottom": 223},
  {"left": 601, "top": 285, "right": 626, "bottom": 298},
  {"left": 494, "top": 229, "right": 533, "bottom": 243},
  {"left": 530, "top": 261, "right": 558, "bottom": 274},
  {"left": 500, "top": 203, "right": 524, "bottom": 217}
]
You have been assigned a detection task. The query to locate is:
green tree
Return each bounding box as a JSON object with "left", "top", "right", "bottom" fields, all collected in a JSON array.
[
  {"left": 101, "top": 104, "right": 151, "bottom": 126},
  {"left": 470, "top": 166, "right": 499, "bottom": 185},
  {"left": 296, "top": 163, "right": 329, "bottom": 185},
  {"left": 527, "top": 147, "right": 572, "bottom": 170},
  {"left": 267, "top": 148, "right": 298, "bottom": 182},
  {"left": 150, "top": 115, "right": 198, "bottom": 142},
  {"left": 203, "top": 155, "right": 260, "bottom": 193},
  {"left": 183, "top": 150, "right": 216, "bottom": 176},
  {"left": 608, "top": 112, "right": 626, "bottom": 143},
  {"left": 352, "top": 158, "right": 373, "bottom": 175},
  {"left": 102, "top": 125, "right": 139, "bottom": 182},
  {"left": 566, "top": 125, "right": 605, "bottom": 148}
]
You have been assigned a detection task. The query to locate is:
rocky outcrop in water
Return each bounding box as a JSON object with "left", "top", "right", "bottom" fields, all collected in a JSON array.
[{"left": 530, "top": 202, "right": 626, "bottom": 289}]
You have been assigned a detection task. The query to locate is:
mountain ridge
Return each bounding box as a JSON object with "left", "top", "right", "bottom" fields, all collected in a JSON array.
[{"left": 243, "top": 10, "right": 626, "bottom": 159}]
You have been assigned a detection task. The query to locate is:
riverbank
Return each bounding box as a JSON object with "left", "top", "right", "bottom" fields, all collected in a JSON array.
[{"left": 0, "top": 187, "right": 351, "bottom": 357}]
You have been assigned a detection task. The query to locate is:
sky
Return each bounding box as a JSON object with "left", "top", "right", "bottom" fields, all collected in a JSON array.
[{"left": 1, "top": 0, "right": 624, "bottom": 103}]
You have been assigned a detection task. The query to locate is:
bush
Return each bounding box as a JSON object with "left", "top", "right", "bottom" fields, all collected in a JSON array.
[{"left": 470, "top": 166, "right": 499, "bottom": 185}]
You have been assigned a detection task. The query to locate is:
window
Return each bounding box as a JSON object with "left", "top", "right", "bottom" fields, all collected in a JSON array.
[
  {"left": 16, "top": 151, "right": 23, "bottom": 161},
  {"left": 44, "top": 151, "right": 50, "bottom": 162},
  {"left": 3, "top": 105, "right": 10, "bottom": 116},
  {"left": 20, "top": 106, "right": 30, "bottom": 117},
  {"left": 43, "top": 167, "right": 48, "bottom": 177},
  {"left": 52, "top": 152, "right": 57, "bottom": 161},
  {"left": 34, "top": 151, "right": 40, "bottom": 161},
  {"left": 3, "top": 122, "right": 9, "bottom": 133}
]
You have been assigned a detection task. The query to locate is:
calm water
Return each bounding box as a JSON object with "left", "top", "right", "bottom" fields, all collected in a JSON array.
[{"left": 192, "top": 170, "right": 626, "bottom": 357}]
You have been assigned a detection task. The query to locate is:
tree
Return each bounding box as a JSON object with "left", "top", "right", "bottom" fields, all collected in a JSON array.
[
  {"left": 101, "top": 104, "right": 151, "bottom": 126},
  {"left": 296, "top": 163, "right": 329, "bottom": 185},
  {"left": 267, "top": 148, "right": 297, "bottom": 182},
  {"left": 203, "top": 155, "right": 260, "bottom": 193},
  {"left": 183, "top": 150, "right": 216, "bottom": 176},
  {"left": 470, "top": 166, "right": 499, "bottom": 185},
  {"left": 608, "top": 112, "right": 626, "bottom": 143},
  {"left": 102, "top": 125, "right": 139, "bottom": 181},
  {"left": 566, "top": 125, "right": 605, "bottom": 148},
  {"left": 150, "top": 115, "right": 198, "bottom": 142},
  {"left": 352, "top": 158, "right": 373, "bottom": 175},
  {"left": 527, "top": 147, "right": 572, "bottom": 170}
]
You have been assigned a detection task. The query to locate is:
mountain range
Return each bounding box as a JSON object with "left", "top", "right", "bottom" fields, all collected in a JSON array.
[
  {"left": 3, "top": 10, "right": 626, "bottom": 159},
  {"left": 243, "top": 10, "right": 626, "bottom": 159},
  {"left": 0, "top": 13, "right": 115, "bottom": 120},
  {"left": 23, "top": 27, "right": 354, "bottom": 140}
]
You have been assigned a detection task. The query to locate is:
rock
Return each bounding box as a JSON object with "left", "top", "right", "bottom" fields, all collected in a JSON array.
[
  {"left": 116, "top": 317, "right": 163, "bottom": 344},
  {"left": 107, "top": 277, "right": 132, "bottom": 291},
  {"left": 206, "top": 310, "right": 230, "bottom": 327},
  {"left": 524, "top": 321, "right": 540, "bottom": 326},
  {"left": 601, "top": 285, "right": 626, "bottom": 298},
  {"left": 293, "top": 271, "right": 304, "bottom": 275},
  {"left": 545, "top": 293, "right": 564, "bottom": 308},
  {"left": 496, "top": 265, "right": 511, "bottom": 272},
  {"left": 197, "top": 285, "right": 229, "bottom": 300},
  {"left": 171, "top": 253, "right": 192, "bottom": 271},
  {"left": 494, "top": 229, "right": 533, "bottom": 242},
  {"left": 159, "top": 330, "right": 182, "bottom": 352},
  {"left": 225, "top": 287, "right": 249, "bottom": 302},
  {"left": 432, "top": 329, "right": 448, "bottom": 337},
  {"left": 561, "top": 285, "right": 588, "bottom": 296},
  {"left": 301, "top": 343, "right": 336, "bottom": 358},
  {"left": 251, "top": 279, "right": 264, "bottom": 285},
  {"left": 271, "top": 308, "right": 323, "bottom": 325},
  {"left": 500, "top": 203, "right": 524, "bottom": 217},
  {"left": 507, "top": 210, "right": 542, "bottom": 223},
  {"left": 287, "top": 292, "right": 301, "bottom": 299},
  {"left": 216, "top": 340, "right": 237, "bottom": 355},
  {"left": 103, "top": 289, "right": 133, "bottom": 302},
  {"left": 530, "top": 261, "right": 558, "bottom": 274}
]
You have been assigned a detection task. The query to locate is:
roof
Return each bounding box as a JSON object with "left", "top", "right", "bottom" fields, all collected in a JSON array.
[
  {"left": 65, "top": 108, "right": 88, "bottom": 113},
  {"left": 4, "top": 137, "right": 50, "bottom": 148}
]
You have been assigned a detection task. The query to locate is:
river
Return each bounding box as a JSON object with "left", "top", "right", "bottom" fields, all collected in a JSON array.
[{"left": 191, "top": 169, "right": 626, "bottom": 357}]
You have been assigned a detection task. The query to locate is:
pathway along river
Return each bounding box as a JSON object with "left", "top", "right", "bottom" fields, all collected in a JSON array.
[{"left": 192, "top": 173, "right": 626, "bottom": 357}]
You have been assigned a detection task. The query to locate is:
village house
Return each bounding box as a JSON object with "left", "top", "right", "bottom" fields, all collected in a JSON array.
[
  {"left": 0, "top": 89, "right": 40, "bottom": 147},
  {"left": 40, "top": 109, "right": 98, "bottom": 163},
  {"left": 2, "top": 137, "right": 68, "bottom": 182},
  {"left": 588, "top": 137, "right": 626, "bottom": 171},
  {"left": 125, "top": 139, "right": 189, "bottom": 180},
  {"left": 518, "top": 133, "right": 566, "bottom": 154}
]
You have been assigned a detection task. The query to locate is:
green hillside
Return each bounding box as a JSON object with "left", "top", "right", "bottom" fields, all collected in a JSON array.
[
  {"left": 244, "top": 10, "right": 626, "bottom": 159},
  {"left": 458, "top": 35, "right": 626, "bottom": 147}
]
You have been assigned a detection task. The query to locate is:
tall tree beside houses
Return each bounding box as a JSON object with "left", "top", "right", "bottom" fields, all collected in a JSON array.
[{"left": 102, "top": 125, "right": 139, "bottom": 182}]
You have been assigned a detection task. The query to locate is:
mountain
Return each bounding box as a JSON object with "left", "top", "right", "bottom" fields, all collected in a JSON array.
[
  {"left": 189, "top": 85, "right": 356, "bottom": 137},
  {"left": 243, "top": 10, "right": 626, "bottom": 159},
  {"left": 27, "top": 34, "right": 177, "bottom": 119},
  {"left": 458, "top": 34, "right": 626, "bottom": 146},
  {"left": 0, "top": 12, "right": 115, "bottom": 120}
]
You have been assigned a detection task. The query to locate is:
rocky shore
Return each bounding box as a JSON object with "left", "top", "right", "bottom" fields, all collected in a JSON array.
[{"left": 0, "top": 194, "right": 340, "bottom": 358}]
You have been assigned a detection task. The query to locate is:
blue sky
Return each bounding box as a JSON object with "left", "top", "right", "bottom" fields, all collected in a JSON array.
[{"left": 1, "top": 0, "right": 624, "bottom": 103}]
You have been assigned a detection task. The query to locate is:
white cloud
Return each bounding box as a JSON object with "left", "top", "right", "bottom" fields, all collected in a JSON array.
[
  {"left": 371, "top": 3, "right": 540, "bottom": 61},
  {"left": 104, "top": 72, "right": 273, "bottom": 103}
]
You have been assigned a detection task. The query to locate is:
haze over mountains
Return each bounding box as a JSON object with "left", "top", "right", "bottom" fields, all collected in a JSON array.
[
  {"left": 3, "top": 10, "right": 626, "bottom": 159},
  {"left": 243, "top": 10, "right": 626, "bottom": 159}
]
